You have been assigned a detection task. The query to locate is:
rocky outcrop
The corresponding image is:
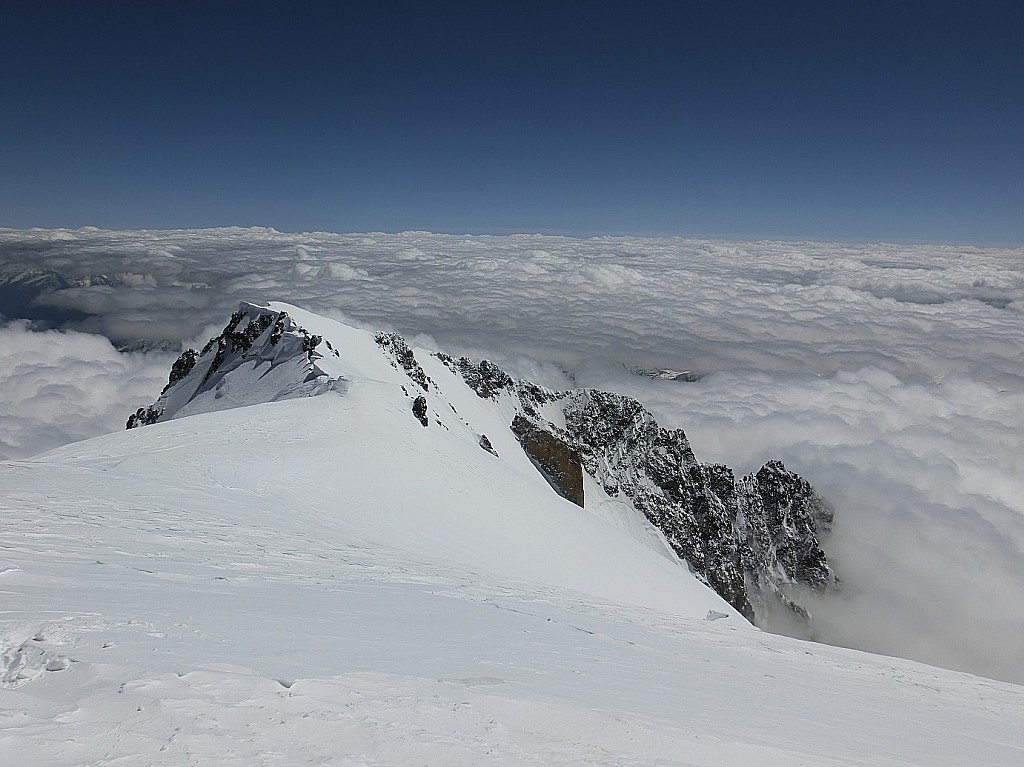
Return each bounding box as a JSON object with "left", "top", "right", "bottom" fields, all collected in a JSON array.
[
  {"left": 126, "top": 302, "right": 338, "bottom": 428},
  {"left": 558, "top": 389, "right": 836, "bottom": 622},
  {"left": 562, "top": 390, "right": 751, "bottom": 615},
  {"left": 479, "top": 434, "right": 498, "bottom": 456},
  {"left": 737, "top": 461, "right": 836, "bottom": 618},
  {"left": 377, "top": 333, "right": 431, "bottom": 391},
  {"left": 435, "top": 354, "right": 514, "bottom": 400},
  {"left": 164, "top": 349, "right": 198, "bottom": 392},
  {"left": 412, "top": 395, "right": 429, "bottom": 427},
  {"left": 511, "top": 415, "right": 585, "bottom": 508},
  {"left": 126, "top": 405, "right": 163, "bottom": 429}
]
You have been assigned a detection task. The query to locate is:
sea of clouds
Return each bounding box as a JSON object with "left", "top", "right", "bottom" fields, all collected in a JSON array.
[{"left": 2, "top": 226, "right": 1022, "bottom": 684}]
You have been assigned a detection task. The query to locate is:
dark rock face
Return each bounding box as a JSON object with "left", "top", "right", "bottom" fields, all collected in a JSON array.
[
  {"left": 435, "top": 353, "right": 562, "bottom": 417},
  {"left": 412, "top": 395, "right": 429, "bottom": 427},
  {"left": 737, "top": 461, "right": 836, "bottom": 617},
  {"left": 559, "top": 389, "right": 836, "bottom": 621},
  {"left": 511, "top": 415, "right": 585, "bottom": 508},
  {"left": 516, "top": 380, "right": 563, "bottom": 419},
  {"left": 452, "top": 357, "right": 513, "bottom": 399},
  {"left": 562, "top": 390, "right": 752, "bottom": 617}
]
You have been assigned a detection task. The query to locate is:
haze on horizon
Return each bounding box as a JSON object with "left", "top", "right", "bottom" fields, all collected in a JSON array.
[{"left": 2, "top": 1, "right": 1022, "bottom": 245}]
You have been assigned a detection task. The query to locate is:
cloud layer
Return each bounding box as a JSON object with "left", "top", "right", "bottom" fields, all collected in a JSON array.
[
  {"left": 1, "top": 226, "right": 1022, "bottom": 683},
  {"left": 0, "top": 320, "right": 175, "bottom": 459},
  {"left": 2, "top": 227, "right": 1021, "bottom": 385}
]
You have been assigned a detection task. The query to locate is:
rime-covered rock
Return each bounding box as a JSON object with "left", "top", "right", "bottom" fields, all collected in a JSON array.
[
  {"left": 737, "top": 461, "right": 837, "bottom": 618},
  {"left": 454, "top": 357, "right": 513, "bottom": 399},
  {"left": 561, "top": 390, "right": 752, "bottom": 617},
  {"left": 125, "top": 405, "right": 163, "bottom": 430},
  {"left": 376, "top": 333, "right": 431, "bottom": 391}
]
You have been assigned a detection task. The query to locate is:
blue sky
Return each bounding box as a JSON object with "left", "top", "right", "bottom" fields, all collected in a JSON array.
[{"left": 3, "top": 1, "right": 1022, "bottom": 243}]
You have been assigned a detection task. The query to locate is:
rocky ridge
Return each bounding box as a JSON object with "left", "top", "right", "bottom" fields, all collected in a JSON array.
[
  {"left": 127, "top": 302, "right": 339, "bottom": 428},
  {"left": 129, "top": 303, "right": 837, "bottom": 625},
  {"left": 438, "top": 356, "right": 838, "bottom": 622}
]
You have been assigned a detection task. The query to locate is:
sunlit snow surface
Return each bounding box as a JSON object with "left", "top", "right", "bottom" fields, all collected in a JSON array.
[
  {"left": 1, "top": 229, "right": 1023, "bottom": 687},
  {"left": 2, "top": 310, "right": 1022, "bottom": 765}
]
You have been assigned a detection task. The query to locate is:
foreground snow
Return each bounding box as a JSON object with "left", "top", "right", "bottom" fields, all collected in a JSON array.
[{"left": 2, "top": 305, "right": 1022, "bottom": 764}]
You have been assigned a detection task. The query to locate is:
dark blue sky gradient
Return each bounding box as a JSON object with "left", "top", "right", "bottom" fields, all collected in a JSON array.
[{"left": 3, "top": 1, "right": 1022, "bottom": 242}]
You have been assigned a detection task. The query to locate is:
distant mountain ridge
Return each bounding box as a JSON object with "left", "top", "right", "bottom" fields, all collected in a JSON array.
[{"left": 128, "top": 301, "right": 838, "bottom": 624}]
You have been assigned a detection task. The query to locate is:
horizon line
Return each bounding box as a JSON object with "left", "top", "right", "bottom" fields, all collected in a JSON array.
[{"left": 1, "top": 223, "right": 1021, "bottom": 250}]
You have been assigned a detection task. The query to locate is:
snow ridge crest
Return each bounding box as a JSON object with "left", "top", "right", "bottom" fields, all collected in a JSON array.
[{"left": 127, "top": 302, "right": 341, "bottom": 428}]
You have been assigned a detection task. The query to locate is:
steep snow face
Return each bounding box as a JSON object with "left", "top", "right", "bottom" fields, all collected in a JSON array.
[
  {"left": 2, "top": 311, "right": 1023, "bottom": 765},
  {"left": 128, "top": 301, "right": 835, "bottom": 625}
]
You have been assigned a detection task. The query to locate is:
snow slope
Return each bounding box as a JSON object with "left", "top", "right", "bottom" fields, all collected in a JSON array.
[{"left": 1, "top": 303, "right": 1022, "bottom": 764}]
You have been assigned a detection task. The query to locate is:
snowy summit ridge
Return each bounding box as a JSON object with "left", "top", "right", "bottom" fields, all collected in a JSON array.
[
  {"left": 126, "top": 303, "right": 342, "bottom": 427},
  {"left": 129, "top": 301, "right": 837, "bottom": 624}
]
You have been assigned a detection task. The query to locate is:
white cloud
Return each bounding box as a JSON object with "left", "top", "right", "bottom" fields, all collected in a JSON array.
[
  {"left": 0, "top": 321, "right": 175, "bottom": 459},
  {"left": 1, "top": 226, "right": 1022, "bottom": 682}
]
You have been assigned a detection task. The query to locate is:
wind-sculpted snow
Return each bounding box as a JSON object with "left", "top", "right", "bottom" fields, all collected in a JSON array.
[{"left": 1, "top": 226, "right": 1023, "bottom": 683}]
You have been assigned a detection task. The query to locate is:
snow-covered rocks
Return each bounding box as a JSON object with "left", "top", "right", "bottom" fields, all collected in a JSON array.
[{"left": 126, "top": 302, "right": 342, "bottom": 428}]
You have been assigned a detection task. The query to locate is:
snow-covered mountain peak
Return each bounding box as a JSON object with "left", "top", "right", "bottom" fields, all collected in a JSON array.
[
  {"left": 126, "top": 301, "right": 837, "bottom": 626},
  {"left": 126, "top": 302, "right": 344, "bottom": 427}
]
